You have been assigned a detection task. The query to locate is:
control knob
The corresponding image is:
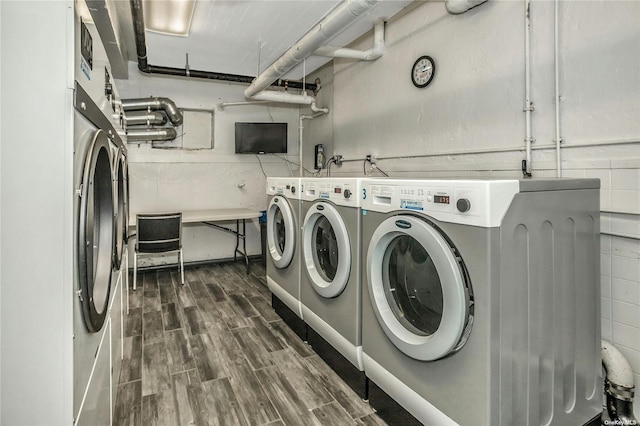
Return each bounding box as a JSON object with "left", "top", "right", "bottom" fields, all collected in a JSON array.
[
  {"left": 344, "top": 189, "right": 352, "bottom": 199},
  {"left": 291, "top": 186, "right": 296, "bottom": 194},
  {"left": 456, "top": 198, "right": 471, "bottom": 213}
]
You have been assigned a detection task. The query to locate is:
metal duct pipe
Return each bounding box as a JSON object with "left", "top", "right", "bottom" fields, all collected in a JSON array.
[
  {"left": 128, "top": 0, "right": 317, "bottom": 92},
  {"left": 124, "top": 110, "right": 168, "bottom": 127},
  {"left": 445, "top": 0, "right": 487, "bottom": 14},
  {"left": 122, "top": 97, "right": 183, "bottom": 126},
  {"left": 245, "top": 0, "right": 381, "bottom": 99},
  {"left": 602, "top": 340, "right": 638, "bottom": 426},
  {"left": 127, "top": 127, "right": 177, "bottom": 142}
]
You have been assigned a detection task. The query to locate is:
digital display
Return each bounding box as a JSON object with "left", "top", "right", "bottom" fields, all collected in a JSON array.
[
  {"left": 80, "top": 21, "right": 93, "bottom": 70},
  {"left": 334, "top": 187, "right": 342, "bottom": 194},
  {"left": 434, "top": 195, "right": 450, "bottom": 204}
]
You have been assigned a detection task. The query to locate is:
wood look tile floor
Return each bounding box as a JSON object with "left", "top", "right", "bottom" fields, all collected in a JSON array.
[{"left": 114, "top": 261, "right": 387, "bottom": 426}]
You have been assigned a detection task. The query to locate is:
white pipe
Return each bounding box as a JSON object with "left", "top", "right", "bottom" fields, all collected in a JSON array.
[
  {"left": 215, "top": 101, "right": 269, "bottom": 111},
  {"left": 524, "top": 0, "right": 533, "bottom": 176},
  {"left": 245, "top": 0, "right": 381, "bottom": 99},
  {"left": 250, "top": 90, "right": 316, "bottom": 105},
  {"left": 445, "top": 0, "right": 487, "bottom": 14},
  {"left": 314, "top": 20, "right": 385, "bottom": 60},
  {"left": 602, "top": 340, "right": 635, "bottom": 389},
  {"left": 554, "top": 0, "right": 562, "bottom": 177},
  {"left": 601, "top": 340, "right": 637, "bottom": 424}
]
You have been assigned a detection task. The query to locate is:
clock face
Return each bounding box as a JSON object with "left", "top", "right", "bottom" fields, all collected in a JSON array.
[{"left": 411, "top": 56, "right": 435, "bottom": 88}]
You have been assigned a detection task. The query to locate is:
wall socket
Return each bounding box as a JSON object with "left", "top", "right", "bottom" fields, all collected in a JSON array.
[{"left": 366, "top": 154, "right": 377, "bottom": 165}]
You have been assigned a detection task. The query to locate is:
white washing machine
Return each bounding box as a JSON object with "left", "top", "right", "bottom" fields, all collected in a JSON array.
[
  {"left": 73, "top": 11, "right": 127, "bottom": 425},
  {"left": 299, "top": 177, "right": 366, "bottom": 397},
  {"left": 266, "top": 177, "right": 304, "bottom": 337},
  {"left": 361, "top": 178, "right": 602, "bottom": 426}
]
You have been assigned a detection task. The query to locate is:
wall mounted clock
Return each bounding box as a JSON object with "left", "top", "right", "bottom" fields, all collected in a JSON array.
[{"left": 411, "top": 55, "right": 435, "bottom": 88}]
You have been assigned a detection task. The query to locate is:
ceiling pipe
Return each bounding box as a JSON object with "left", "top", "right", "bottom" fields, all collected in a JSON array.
[
  {"left": 445, "top": 0, "right": 488, "bottom": 14},
  {"left": 314, "top": 19, "right": 385, "bottom": 60},
  {"left": 122, "top": 97, "right": 183, "bottom": 126},
  {"left": 127, "top": 127, "right": 177, "bottom": 142},
  {"left": 244, "top": 0, "right": 381, "bottom": 104},
  {"left": 124, "top": 110, "right": 168, "bottom": 126},
  {"left": 128, "top": 0, "right": 317, "bottom": 92}
]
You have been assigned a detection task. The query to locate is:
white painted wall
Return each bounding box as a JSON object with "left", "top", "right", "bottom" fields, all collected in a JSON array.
[
  {"left": 116, "top": 65, "right": 302, "bottom": 265},
  {"left": 303, "top": 0, "right": 640, "bottom": 413}
]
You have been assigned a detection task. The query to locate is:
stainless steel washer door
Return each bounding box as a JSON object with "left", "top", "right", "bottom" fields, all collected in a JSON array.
[
  {"left": 367, "top": 215, "right": 473, "bottom": 361},
  {"left": 78, "top": 130, "right": 114, "bottom": 333},
  {"left": 267, "top": 196, "right": 296, "bottom": 269},
  {"left": 302, "top": 201, "right": 351, "bottom": 298}
]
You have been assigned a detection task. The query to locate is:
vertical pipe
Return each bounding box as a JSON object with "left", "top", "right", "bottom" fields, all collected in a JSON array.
[
  {"left": 554, "top": 0, "right": 562, "bottom": 177},
  {"left": 299, "top": 116, "right": 305, "bottom": 177},
  {"left": 524, "top": 0, "right": 533, "bottom": 177}
]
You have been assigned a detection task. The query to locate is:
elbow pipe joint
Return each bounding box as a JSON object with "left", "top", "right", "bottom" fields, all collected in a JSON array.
[
  {"left": 602, "top": 340, "right": 638, "bottom": 425},
  {"left": 122, "top": 97, "right": 183, "bottom": 126}
]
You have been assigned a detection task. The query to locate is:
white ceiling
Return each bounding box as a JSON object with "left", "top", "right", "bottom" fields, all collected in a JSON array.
[{"left": 121, "top": 0, "right": 414, "bottom": 81}]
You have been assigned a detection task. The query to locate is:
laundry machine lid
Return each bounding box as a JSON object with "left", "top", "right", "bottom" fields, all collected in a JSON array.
[
  {"left": 367, "top": 215, "right": 472, "bottom": 361},
  {"left": 267, "top": 195, "right": 296, "bottom": 269},
  {"left": 302, "top": 201, "right": 351, "bottom": 298}
]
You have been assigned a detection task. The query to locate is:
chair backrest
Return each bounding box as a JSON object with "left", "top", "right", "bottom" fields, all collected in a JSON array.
[{"left": 136, "top": 213, "right": 182, "bottom": 253}]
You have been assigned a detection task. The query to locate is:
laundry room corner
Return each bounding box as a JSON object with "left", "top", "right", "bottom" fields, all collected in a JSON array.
[{"left": 117, "top": 66, "right": 302, "bottom": 265}]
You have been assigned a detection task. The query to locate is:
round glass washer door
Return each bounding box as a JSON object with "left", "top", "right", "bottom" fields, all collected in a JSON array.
[
  {"left": 78, "top": 130, "right": 115, "bottom": 333},
  {"left": 367, "top": 215, "right": 472, "bottom": 361},
  {"left": 302, "top": 201, "right": 351, "bottom": 298},
  {"left": 267, "top": 195, "right": 296, "bottom": 269},
  {"left": 112, "top": 148, "right": 128, "bottom": 270}
]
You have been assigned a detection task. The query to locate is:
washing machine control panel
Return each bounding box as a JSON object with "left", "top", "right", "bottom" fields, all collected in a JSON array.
[
  {"left": 362, "top": 179, "right": 521, "bottom": 227},
  {"left": 266, "top": 178, "right": 302, "bottom": 199},
  {"left": 301, "top": 178, "right": 362, "bottom": 207}
]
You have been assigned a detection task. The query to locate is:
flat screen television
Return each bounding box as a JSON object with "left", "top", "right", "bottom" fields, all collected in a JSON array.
[{"left": 235, "top": 122, "right": 287, "bottom": 154}]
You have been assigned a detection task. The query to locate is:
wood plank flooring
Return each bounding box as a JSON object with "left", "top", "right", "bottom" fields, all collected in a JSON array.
[{"left": 114, "top": 261, "right": 387, "bottom": 426}]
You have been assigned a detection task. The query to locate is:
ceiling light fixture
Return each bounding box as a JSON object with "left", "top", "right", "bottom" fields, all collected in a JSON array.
[{"left": 143, "top": 0, "right": 196, "bottom": 37}]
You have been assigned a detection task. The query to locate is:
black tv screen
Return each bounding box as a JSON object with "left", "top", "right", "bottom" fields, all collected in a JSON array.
[{"left": 235, "top": 122, "right": 287, "bottom": 154}]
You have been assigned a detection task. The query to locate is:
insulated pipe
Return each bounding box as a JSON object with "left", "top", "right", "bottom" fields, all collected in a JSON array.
[
  {"left": 124, "top": 111, "right": 168, "bottom": 126},
  {"left": 249, "top": 90, "right": 317, "bottom": 106},
  {"left": 445, "top": 0, "right": 487, "bottom": 14},
  {"left": 314, "top": 20, "right": 385, "bottom": 60},
  {"left": 127, "top": 127, "right": 177, "bottom": 142},
  {"left": 128, "top": 0, "right": 317, "bottom": 92},
  {"left": 245, "top": 0, "right": 381, "bottom": 99},
  {"left": 122, "top": 97, "right": 183, "bottom": 126},
  {"left": 602, "top": 340, "right": 638, "bottom": 425}
]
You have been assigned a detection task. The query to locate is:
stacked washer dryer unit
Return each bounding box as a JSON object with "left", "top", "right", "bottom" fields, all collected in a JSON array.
[
  {"left": 266, "top": 177, "right": 305, "bottom": 337},
  {"left": 73, "top": 12, "right": 127, "bottom": 425},
  {"left": 360, "top": 178, "right": 602, "bottom": 426},
  {"left": 299, "top": 177, "right": 366, "bottom": 397}
]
